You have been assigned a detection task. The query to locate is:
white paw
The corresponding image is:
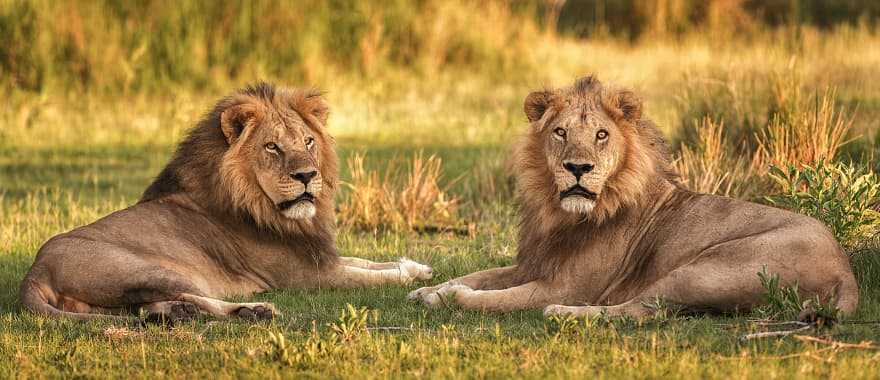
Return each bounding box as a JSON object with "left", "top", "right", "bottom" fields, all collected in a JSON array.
[
  {"left": 407, "top": 286, "right": 434, "bottom": 301},
  {"left": 398, "top": 258, "right": 433, "bottom": 281},
  {"left": 408, "top": 283, "right": 471, "bottom": 308}
]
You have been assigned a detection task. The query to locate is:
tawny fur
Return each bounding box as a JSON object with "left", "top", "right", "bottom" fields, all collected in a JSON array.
[
  {"left": 141, "top": 84, "right": 339, "bottom": 265},
  {"left": 20, "top": 83, "right": 432, "bottom": 321},
  {"left": 410, "top": 75, "right": 858, "bottom": 318},
  {"left": 513, "top": 76, "right": 678, "bottom": 282}
]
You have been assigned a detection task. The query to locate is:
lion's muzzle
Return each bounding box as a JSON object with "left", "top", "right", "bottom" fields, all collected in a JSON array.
[
  {"left": 277, "top": 192, "right": 315, "bottom": 211},
  {"left": 560, "top": 185, "right": 597, "bottom": 200}
]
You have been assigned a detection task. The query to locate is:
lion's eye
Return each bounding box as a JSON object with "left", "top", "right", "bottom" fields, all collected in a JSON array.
[
  {"left": 305, "top": 137, "right": 315, "bottom": 148},
  {"left": 553, "top": 128, "right": 566, "bottom": 139},
  {"left": 265, "top": 142, "right": 278, "bottom": 152},
  {"left": 596, "top": 130, "right": 609, "bottom": 140}
]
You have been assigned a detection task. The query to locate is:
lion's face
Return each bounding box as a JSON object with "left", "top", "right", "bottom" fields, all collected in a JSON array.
[
  {"left": 542, "top": 107, "right": 626, "bottom": 215},
  {"left": 249, "top": 115, "right": 324, "bottom": 219},
  {"left": 219, "top": 89, "right": 333, "bottom": 220},
  {"left": 522, "top": 76, "right": 643, "bottom": 218}
]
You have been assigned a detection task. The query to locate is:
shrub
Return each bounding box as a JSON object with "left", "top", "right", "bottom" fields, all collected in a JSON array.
[
  {"left": 766, "top": 160, "right": 880, "bottom": 247},
  {"left": 753, "top": 267, "right": 839, "bottom": 325}
]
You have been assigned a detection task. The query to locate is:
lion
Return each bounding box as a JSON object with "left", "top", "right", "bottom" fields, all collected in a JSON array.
[
  {"left": 409, "top": 76, "right": 859, "bottom": 318},
  {"left": 20, "top": 83, "right": 433, "bottom": 321}
]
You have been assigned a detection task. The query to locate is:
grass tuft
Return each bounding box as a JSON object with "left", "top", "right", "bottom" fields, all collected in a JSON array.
[{"left": 339, "top": 152, "right": 460, "bottom": 233}]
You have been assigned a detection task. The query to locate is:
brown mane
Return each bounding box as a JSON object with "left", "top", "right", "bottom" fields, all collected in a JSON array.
[
  {"left": 140, "top": 83, "right": 340, "bottom": 265},
  {"left": 512, "top": 77, "right": 678, "bottom": 282}
]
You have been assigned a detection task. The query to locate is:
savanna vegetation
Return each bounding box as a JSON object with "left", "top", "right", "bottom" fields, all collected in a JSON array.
[{"left": 1, "top": 0, "right": 880, "bottom": 378}]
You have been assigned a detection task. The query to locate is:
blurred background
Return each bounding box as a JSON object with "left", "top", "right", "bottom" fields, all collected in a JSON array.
[{"left": 1, "top": 0, "right": 879, "bottom": 245}]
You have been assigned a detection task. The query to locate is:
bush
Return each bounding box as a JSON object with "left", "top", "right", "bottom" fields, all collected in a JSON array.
[{"left": 766, "top": 160, "right": 880, "bottom": 247}]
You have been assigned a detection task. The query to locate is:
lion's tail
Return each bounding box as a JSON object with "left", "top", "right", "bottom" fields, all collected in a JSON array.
[
  {"left": 834, "top": 271, "right": 860, "bottom": 317},
  {"left": 19, "top": 272, "right": 126, "bottom": 321}
]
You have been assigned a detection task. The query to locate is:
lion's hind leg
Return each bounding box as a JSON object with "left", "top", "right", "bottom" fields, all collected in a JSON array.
[
  {"left": 545, "top": 255, "right": 776, "bottom": 319},
  {"left": 178, "top": 294, "right": 277, "bottom": 321},
  {"left": 139, "top": 301, "right": 202, "bottom": 324}
]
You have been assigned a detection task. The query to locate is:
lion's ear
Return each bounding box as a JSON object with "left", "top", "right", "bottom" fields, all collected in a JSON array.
[
  {"left": 292, "top": 91, "right": 329, "bottom": 128},
  {"left": 607, "top": 90, "right": 642, "bottom": 123},
  {"left": 524, "top": 90, "right": 555, "bottom": 124},
  {"left": 220, "top": 103, "right": 262, "bottom": 145}
]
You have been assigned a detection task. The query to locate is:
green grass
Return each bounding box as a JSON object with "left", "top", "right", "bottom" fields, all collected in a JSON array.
[{"left": 1, "top": 89, "right": 880, "bottom": 379}]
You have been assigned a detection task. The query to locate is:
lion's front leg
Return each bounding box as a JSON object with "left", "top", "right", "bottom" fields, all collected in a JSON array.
[
  {"left": 408, "top": 265, "right": 520, "bottom": 301},
  {"left": 412, "top": 280, "right": 564, "bottom": 312},
  {"left": 339, "top": 256, "right": 433, "bottom": 279},
  {"left": 177, "top": 293, "right": 278, "bottom": 320},
  {"left": 318, "top": 258, "right": 433, "bottom": 288}
]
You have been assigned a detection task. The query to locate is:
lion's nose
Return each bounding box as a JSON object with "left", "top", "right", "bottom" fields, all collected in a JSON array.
[
  {"left": 291, "top": 170, "right": 318, "bottom": 185},
  {"left": 563, "top": 161, "right": 594, "bottom": 179}
]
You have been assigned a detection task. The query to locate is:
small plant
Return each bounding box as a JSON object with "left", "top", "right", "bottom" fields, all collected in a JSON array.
[
  {"left": 766, "top": 160, "right": 880, "bottom": 247},
  {"left": 263, "top": 326, "right": 345, "bottom": 367},
  {"left": 327, "top": 304, "right": 376, "bottom": 342},
  {"left": 641, "top": 296, "right": 683, "bottom": 322},
  {"left": 265, "top": 330, "right": 294, "bottom": 366},
  {"left": 753, "top": 267, "right": 840, "bottom": 325},
  {"left": 545, "top": 313, "right": 607, "bottom": 339}
]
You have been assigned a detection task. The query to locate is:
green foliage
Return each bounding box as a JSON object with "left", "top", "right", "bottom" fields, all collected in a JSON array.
[
  {"left": 766, "top": 161, "right": 880, "bottom": 247},
  {"left": 641, "top": 297, "right": 684, "bottom": 323},
  {"left": 754, "top": 267, "right": 807, "bottom": 320},
  {"left": 545, "top": 314, "right": 594, "bottom": 339},
  {"left": 754, "top": 266, "right": 840, "bottom": 325},
  {"left": 327, "top": 304, "right": 376, "bottom": 342}
]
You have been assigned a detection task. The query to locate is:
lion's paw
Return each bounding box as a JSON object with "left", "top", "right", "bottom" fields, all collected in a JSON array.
[
  {"left": 399, "top": 258, "right": 433, "bottom": 281},
  {"left": 407, "top": 286, "right": 436, "bottom": 301},
  {"left": 233, "top": 302, "right": 279, "bottom": 321},
  {"left": 142, "top": 301, "right": 201, "bottom": 325},
  {"left": 410, "top": 283, "right": 472, "bottom": 308}
]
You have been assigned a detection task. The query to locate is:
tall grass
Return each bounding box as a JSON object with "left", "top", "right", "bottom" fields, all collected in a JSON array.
[
  {"left": 338, "top": 152, "right": 459, "bottom": 233},
  {"left": 756, "top": 91, "right": 854, "bottom": 169},
  {"left": 0, "top": 0, "right": 547, "bottom": 93},
  {"left": 673, "top": 117, "right": 756, "bottom": 197}
]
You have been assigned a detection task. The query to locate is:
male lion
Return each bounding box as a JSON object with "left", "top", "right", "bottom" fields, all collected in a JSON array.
[
  {"left": 410, "top": 76, "right": 858, "bottom": 318},
  {"left": 20, "top": 83, "right": 432, "bottom": 321}
]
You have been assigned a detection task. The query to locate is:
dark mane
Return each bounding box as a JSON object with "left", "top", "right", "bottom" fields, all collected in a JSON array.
[
  {"left": 141, "top": 82, "right": 279, "bottom": 203},
  {"left": 139, "top": 83, "right": 339, "bottom": 266}
]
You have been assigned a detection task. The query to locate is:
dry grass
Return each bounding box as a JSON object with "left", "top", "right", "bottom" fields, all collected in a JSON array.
[
  {"left": 338, "top": 152, "right": 459, "bottom": 232},
  {"left": 756, "top": 90, "right": 855, "bottom": 170},
  {"left": 674, "top": 83, "right": 859, "bottom": 199},
  {"left": 673, "top": 117, "right": 758, "bottom": 197}
]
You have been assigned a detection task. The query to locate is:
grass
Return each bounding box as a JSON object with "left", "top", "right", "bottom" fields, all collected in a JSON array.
[
  {"left": 3, "top": 2, "right": 880, "bottom": 378},
  {"left": 2, "top": 91, "right": 880, "bottom": 380}
]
